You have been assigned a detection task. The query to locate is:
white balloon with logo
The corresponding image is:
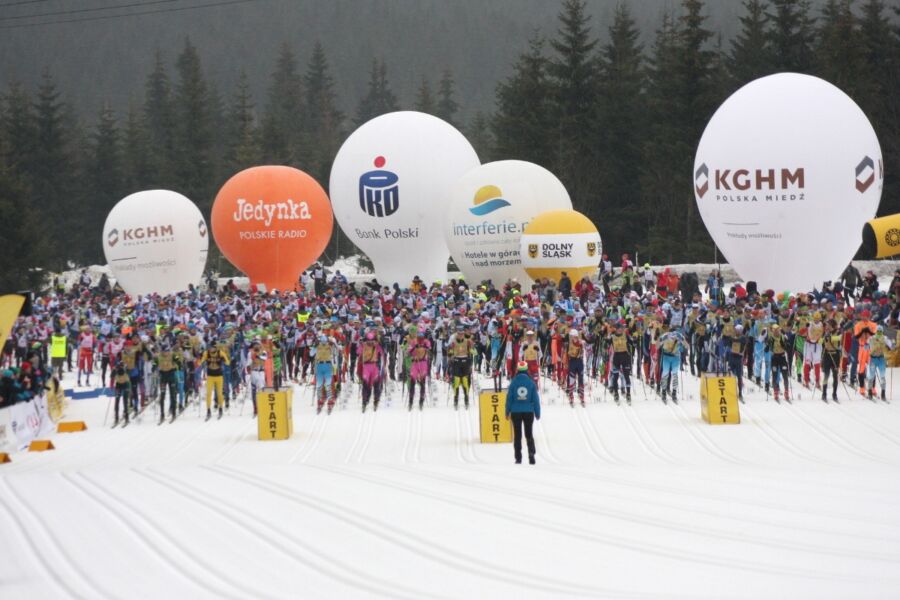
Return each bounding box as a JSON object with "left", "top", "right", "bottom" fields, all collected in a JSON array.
[
  {"left": 330, "top": 111, "right": 479, "bottom": 286},
  {"left": 446, "top": 160, "right": 572, "bottom": 285},
  {"left": 695, "top": 73, "right": 883, "bottom": 292},
  {"left": 102, "top": 190, "right": 209, "bottom": 296}
]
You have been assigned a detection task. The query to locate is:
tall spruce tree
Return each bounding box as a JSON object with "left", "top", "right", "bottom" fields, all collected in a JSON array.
[
  {"left": 767, "top": 0, "right": 817, "bottom": 72},
  {"left": 84, "top": 103, "right": 124, "bottom": 264},
  {"left": 597, "top": 1, "right": 646, "bottom": 255},
  {"left": 32, "top": 70, "right": 75, "bottom": 267},
  {"left": 414, "top": 77, "right": 435, "bottom": 114},
  {"left": 491, "top": 35, "right": 554, "bottom": 170},
  {"left": 142, "top": 50, "right": 176, "bottom": 188},
  {"left": 435, "top": 69, "right": 459, "bottom": 126},
  {"left": 173, "top": 38, "right": 215, "bottom": 211},
  {"left": 1, "top": 82, "right": 36, "bottom": 178},
  {"left": 729, "top": 0, "right": 773, "bottom": 84},
  {"left": 355, "top": 58, "right": 398, "bottom": 125},
  {"left": 548, "top": 0, "right": 599, "bottom": 212},
  {"left": 302, "top": 42, "right": 348, "bottom": 260},
  {"left": 225, "top": 70, "right": 262, "bottom": 173},
  {"left": 0, "top": 163, "right": 48, "bottom": 289},
  {"left": 122, "top": 101, "right": 152, "bottom": 190},
  {"left": 303, "top": 42, "right": 344, "bottom": 184},
  {"left": 261, "top": 43, "right": 305, "bottom": 165},
  {"left": 816, "top": 0, "right": 866, "bottom": 97},
  {"left": 467, "top": 111, "right": 493, "bottom": 162}
]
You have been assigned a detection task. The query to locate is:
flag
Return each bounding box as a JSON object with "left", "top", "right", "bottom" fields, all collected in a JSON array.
[{"left": 0, "top": 294, "right": 26, "bottom": 353}]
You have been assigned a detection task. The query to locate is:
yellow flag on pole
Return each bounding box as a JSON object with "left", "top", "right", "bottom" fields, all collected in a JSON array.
[{"left": 0, "top": 294, "right": 26, "bottom": 354}]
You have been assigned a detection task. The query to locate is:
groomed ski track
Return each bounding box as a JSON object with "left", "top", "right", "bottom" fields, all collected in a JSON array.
[{"left": 2, "top": 370, "right": 900, "bottom": 599}]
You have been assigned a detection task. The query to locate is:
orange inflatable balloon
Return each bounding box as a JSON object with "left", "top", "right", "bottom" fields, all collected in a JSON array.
[{"left": 212, "top": 166, "right": 333, "bottom": 291}]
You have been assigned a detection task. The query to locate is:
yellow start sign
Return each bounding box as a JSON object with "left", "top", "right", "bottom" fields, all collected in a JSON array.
[
  {"left": 479, "top": 390, "right": 513, "bottom": 443},
  {"left": 257, "top": 388, "right": 294, "bottom": 440},
  {"left": 700, "top": 375, "right": 740, "bottom": 424}
]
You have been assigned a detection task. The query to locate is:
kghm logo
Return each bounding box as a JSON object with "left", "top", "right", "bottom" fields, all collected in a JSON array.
[
  {"left": 198, "top": 220, "right": 207, "bottom": 237},
  {"left": 695, "top": 163, "right": 709, "bottom": 198},
  {"left": 528, "top": 244, "right": 538, "bottom": 259},
  {"left": 469, "top": 185, "right": 511, "bottom": 216},
  {"left": 110, "top": 224, "right": 174, "bottom": 247},
  {"left": 886, "top": 228, "right": 900, "bottom": 248},
  {"left": 696, "top": 162, "right": 805, "bottom": 202},
  {"left": 855, "top": 156, "right": 876, "bottom": 193},
  {"left": 359, "top": 156, "right": 399, "bottom": 217}
]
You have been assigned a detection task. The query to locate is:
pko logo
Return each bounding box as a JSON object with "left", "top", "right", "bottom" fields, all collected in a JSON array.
[
  {"left": 107, "top": 229, "right": 119, "bottom": 247},
  {"left": 359, "top": 156, "right": 399, "bottom": 217},
  {"left": 469, "top": 185, "right": 511, "bottom": 216}
]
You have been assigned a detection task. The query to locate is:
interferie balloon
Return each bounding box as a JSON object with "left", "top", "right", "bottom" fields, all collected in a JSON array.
[
  {"left": 446, "top": 160, "right": 572, "bottom": 285},
  {"left": 694, "top": 73, "right": 883, "bottom": 292},
  {"left": 330, "top": 111, "right": 479, "bottom": 286},
  {"left": 103, "top": 190, "right": 209, "bottom": 296},
  {"left": 211, "top": 166, "right": 333, "bottom": 291},
  {"left": 519, "top": 210, "right": 602, "bottom": 283}
]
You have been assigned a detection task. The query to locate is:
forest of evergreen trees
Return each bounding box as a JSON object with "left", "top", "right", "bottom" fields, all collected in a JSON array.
[{"left": 1, "top": 0, "right": 898, "bottom": 290}]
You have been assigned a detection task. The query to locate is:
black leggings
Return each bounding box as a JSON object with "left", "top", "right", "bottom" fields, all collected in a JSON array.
[{"left": 511, "top": 412, "right": 536, "bottom": 461}]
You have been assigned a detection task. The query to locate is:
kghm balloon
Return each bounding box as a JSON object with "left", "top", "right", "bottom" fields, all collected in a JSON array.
[
  {"left": 330, "top": 111, "right": 479, "bottom": 286},
  {"left": 519, "top": 210, "right": 602, "bottom": 282},
  {"left": 103, "top": 190, "right": 208, "bottom": 296},
  {"left": 694, "top": 73, "right": 883, "bottom": 292},
  {"left": 212, "top": 166, "right": 333, "bottom": 291},
  {"left": 446, "top": 160, "right": 572, "bottom": 285}
]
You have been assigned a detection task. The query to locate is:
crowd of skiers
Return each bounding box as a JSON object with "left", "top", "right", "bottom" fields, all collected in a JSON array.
[{"left": 3, "top": 258, "right": 899, "bottom": 433}]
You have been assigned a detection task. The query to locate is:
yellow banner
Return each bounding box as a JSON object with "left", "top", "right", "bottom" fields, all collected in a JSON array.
[
  {"left": 479, "top": 389, "right": 513, "bottom": 443},
  {"left": 257, "top": 388, "right": 294, "bottom": 440},
  {"left": 0, "top": 294, "right": 25, "bottom": 354},
  {"left": 700, "top": 375, "right": 741, "bottom": 424}
]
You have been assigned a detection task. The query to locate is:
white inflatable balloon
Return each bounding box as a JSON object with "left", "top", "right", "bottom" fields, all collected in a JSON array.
[
  {"left": 102, "top": 190, "right": 209, "bottom": 296},
  {"left": 695, "top": 73, "right": 883, "bottom": 292},
  {"left": 446, "top": 160, "right": 572, "bottom": 284},
  {"left": 330, "top": 111, "right": 479, "bottom": 285}
]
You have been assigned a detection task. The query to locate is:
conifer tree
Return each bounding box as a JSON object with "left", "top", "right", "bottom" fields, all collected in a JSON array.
[
  {"left": 491, "top": 35, "right": 554, "bottom": 170},
  {"left": 355, "top": 58, "right": 399, "bottom": 125},
  {"left": 414, "top": 77, "right": 435, "bottom": 114},
  {"left": 436, "top": 69, "right": 459, "bottom": 125},
  {"left": 729, "top": 0, "right": 773, "bottom": 84}
]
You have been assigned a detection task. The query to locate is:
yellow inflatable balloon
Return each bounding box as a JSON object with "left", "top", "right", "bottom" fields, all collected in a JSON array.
[{"left": 519, "top": 210, "right": 602, "bottom": 282}]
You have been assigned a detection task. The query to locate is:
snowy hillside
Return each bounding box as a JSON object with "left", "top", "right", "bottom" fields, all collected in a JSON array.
[{"left": 2, "top": 369, "right": 900, "bottom": 599}]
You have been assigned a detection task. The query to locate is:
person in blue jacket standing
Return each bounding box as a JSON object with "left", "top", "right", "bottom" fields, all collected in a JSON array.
[{"left": 505, "top": 361, "right": 541, "bottom": 464}]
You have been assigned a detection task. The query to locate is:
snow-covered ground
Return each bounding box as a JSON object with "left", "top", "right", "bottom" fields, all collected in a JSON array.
[{"left": 2, "top": 369, "right": 900, "bottom": 599}]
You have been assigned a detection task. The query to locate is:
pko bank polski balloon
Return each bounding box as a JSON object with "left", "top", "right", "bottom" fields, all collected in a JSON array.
[
  {"left": 330, "top": 111, "right": 479, "bottom": 285},
  {"left": 102, "top": 190, "right": 208, "bottom": 296},
  {"left": 446, "top": 160, "right": 572, "bottom": 285},
  {"left": 694, "top": 73, "right": 883, "bottom": 292}
]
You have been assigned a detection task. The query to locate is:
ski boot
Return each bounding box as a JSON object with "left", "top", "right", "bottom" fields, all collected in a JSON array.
[
  {"left": 454, "top": 401, "right": 459, "bottom": 411},
  {"left": 408, "top": 400, "right": 414, "bottom": 412},
  {"left": 626, "top": 390, "right": 631, "bottom": 405},
  {"left": 206, "top": 408, "right": 212, "bottom": 421},
  {"left": 528, "top": 454, "right": 536, "bottom": 465},
  {"left": 882, "top": 388, "right": 887, "bottom": 401},
  {"left": 765, "top": 383, "right": 769, "bottom": 394},
  {"left": 613, "top": 391, "right": 619, "bottom": 405},
  {"left": 419, "top": 398, "right": 425, "bottom": 411},
  {"left": 661, "top": 390, "right": 667, "bottom": 404},
  {"left": 868, "top": 388, "right": 875, "bottom": 400},
  {"left": 821, "top": 388, "right": 827, "bottom": 402},
  {"left": 373, "top": 399, "right": 380, "bottom": 412},
  {"left": 832, "top": 391, "right": 838, "bottom": 402},
  {"left": 671, "top": 390, "right": 678, "bottom": 404},
  {"left": 218, "top": 407, "right": 223, "bottom": 419},
  {"left": 362, "top": 400, "right": 368, "bottom": 413}
]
